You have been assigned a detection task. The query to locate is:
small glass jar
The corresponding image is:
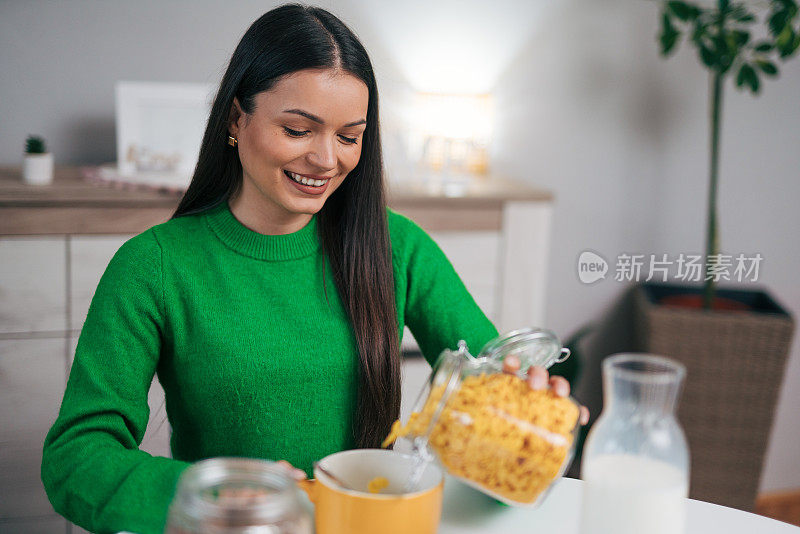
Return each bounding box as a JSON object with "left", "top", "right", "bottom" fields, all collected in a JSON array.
[
  {"left": 166, "top": 458, "right": 312, "bottom": 534},
  {"left": 388, "top": 328, "right": 581, "bottom": 507}
]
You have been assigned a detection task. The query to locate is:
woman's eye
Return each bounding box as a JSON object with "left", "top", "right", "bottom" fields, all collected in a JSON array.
[
  {"left": 283, "top": 127, "right": 309, "bottom": 137},
  {"left": 339, "top": 134, "right": 358, "bottom": 145}
]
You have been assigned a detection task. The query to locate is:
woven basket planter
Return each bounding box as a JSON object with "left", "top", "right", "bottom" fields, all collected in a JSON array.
[{"left": 632, "top": 282, "right": 795, "bottom": 511}]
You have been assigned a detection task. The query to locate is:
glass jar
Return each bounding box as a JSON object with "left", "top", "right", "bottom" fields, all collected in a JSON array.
[
  {"left": 166, "top": 458, "right": 312, "bottom": 534},
  {"left": 386, "top": 328, "right": 581, "bottom": 507},
  {"left": 579, "top": 353, "right": 690, "bottom": 534}
]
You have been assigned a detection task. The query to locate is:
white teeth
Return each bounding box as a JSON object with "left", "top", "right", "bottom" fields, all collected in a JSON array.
[{"left": 287, "top": 171, "right": 329, "bottom": 187}]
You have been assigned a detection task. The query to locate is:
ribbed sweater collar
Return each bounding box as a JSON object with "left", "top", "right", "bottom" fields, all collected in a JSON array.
[{"left": 204, "top": 201, "right": 320, "bottom": 261}]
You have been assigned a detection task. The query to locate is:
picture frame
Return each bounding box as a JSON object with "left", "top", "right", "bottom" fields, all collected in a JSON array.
[{"left": 112, "top": 81, "right": 215, "bottom": 189}]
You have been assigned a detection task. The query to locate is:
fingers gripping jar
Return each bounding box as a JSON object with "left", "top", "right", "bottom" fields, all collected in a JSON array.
[{"left": 385, "top": 328, "right": 581, "bottom": 507}]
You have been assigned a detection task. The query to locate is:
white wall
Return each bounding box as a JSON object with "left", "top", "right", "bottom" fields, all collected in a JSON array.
[
  {"left": 1, "top": 0, "right": 797, "bottom": 493},
  {"left": 0, "top": 0, "right": 409, "bottom": 166}
]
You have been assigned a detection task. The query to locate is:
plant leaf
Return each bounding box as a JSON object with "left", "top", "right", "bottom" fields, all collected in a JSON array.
[
  {"left": 737, "top": 63, "right": 760, "bottom": 93},
  {"left": 732, "top": 30, "right": 750, "bottom": 46},
  {"left": 661, "top": 31, "right": 681, "bottom": 55},
  {"left": 729, "top": 4, "right": 754, "bottom": 22},
  {"left": 776, "top": 26, "right": 796, "bottom": 56},
  {"left": 699, "top": 44, "right": 717, "bottom": 68},
  {"left": 749, "top": 70, "right": 761, "bottom": 93},
  {"left": 663, "top": 11, "right": 677, "bottom": 32},
  {"left": 660, "top": 13, "right": 681, "bottom": 55},
  {"left": 768, "top": 10, "right": 789, "bottom": 36},
  {"left": 715, "top": 33, "right": 735, "bottom": 73},
  {"left": 720, "top": 55, "right": 735, "bottom": 74},
  {"left": 692, "top": 19, "right": 708, "bottom": 45},
  {"left": 668, "top": 1, "right": 701, "bottom": 21},
  {"left": 756, "top": 59, "right": 779, "bottom": 75},
  {"left": 736, "top": 63, "right": 748, "bottom": 87},
  {"left": 754, "top": 41, "right": 774, "bottom": 52}
]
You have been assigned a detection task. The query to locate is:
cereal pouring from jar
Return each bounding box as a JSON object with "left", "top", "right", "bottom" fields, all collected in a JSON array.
[{"left": 382, "top": 332, "right": 581, "bottom": 506}]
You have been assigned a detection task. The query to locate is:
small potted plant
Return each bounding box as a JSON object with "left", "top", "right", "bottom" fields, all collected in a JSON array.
[{"left": 23, "top": 135, "right": 54, "bottom": 185}]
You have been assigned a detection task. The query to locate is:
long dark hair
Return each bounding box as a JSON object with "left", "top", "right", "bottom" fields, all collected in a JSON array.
[{"left": 172, "top": 4, "right": 400, "bottom": 449}]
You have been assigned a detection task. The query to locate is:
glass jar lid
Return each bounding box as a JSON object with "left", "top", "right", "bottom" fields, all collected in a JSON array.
[{"left": 477, "top": 327, "right": 570, "bottom": 373}]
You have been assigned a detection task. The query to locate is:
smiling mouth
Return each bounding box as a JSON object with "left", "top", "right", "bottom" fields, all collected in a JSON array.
[{"left": 283, "top": 170, "right": 331, "bottom": 187}]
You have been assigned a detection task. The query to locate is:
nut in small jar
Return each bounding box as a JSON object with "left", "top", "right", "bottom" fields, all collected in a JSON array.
[{"left": 166, "top": 458, "right": 312, "bottom": 534}]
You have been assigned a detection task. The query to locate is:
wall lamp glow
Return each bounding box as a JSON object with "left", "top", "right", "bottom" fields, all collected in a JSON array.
[{"left": 409, "top": 92, "right": 495, "bottom": 176}]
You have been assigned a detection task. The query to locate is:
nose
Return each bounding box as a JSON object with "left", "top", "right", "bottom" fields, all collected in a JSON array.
[{"left": 306, "top": 134, "right": 337, "bottom": 171}]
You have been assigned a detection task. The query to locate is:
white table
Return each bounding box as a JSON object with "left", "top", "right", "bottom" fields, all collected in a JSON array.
[{"left": 440, "top": 476, "right": 800, "bottom": 533}]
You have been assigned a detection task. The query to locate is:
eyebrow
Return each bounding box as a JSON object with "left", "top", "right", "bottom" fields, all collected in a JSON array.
[{"left": 282, "top": 108, "right": 366, "bottom": 127}]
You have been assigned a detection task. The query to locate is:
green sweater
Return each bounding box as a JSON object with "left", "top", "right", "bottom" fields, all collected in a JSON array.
[{"left": 42, "top": 202, "right": 498, "bottom": 534}]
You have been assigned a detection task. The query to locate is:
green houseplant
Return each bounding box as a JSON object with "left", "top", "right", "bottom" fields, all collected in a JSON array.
[
  {"left": 658, "top": 0, "right": 800, "bottom": 308},
  {"left": 622, "top": 0, "right": 799, "bottom": 510}
]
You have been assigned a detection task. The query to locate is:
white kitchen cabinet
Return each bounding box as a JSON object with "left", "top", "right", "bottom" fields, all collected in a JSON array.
[
  {"left": 399, "top": 201, "right": 553, "bottom": 352},
  {"left": 433, "top": 230, "right": 500, "bottom": 321},
  {"left": 0, "top": 238, "right": 66, "bottom": 334}
]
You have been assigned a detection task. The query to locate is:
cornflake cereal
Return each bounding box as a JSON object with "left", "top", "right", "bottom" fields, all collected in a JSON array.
[
  {"left": 382, "top": 373, "right": 579, "bottom": 504},
  {"left": 367, "top": 477, "right": 390, "bottom": 494}
]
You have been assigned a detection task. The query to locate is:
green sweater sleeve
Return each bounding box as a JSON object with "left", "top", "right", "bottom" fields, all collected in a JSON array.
[
  {"left": 389, "top": 210, "right": 499, "bottom": 366},
  {"left": 41, "top": 229, "right": 190, "bottom": 534}
]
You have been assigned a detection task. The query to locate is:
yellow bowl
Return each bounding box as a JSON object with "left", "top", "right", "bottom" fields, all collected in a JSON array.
[{"left": 299, "top": 449, "right": 444, "bottom": 534}]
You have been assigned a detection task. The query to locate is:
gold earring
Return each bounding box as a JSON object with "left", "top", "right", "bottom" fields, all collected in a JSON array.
[{"left": 228, "top": 135, "right": 238, "bottom": 147}]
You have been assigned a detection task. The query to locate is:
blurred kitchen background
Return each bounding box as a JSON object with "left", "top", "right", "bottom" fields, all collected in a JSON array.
[{"left": 1, "top": 0, "right": 799, "bottom": 532}]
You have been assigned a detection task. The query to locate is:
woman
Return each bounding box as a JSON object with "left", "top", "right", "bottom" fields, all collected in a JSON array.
[{"left": 42, "top": 4, "right": 587, "bottom": 533}]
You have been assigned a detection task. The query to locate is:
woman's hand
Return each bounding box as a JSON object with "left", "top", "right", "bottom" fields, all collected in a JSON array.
[
  {"left": 502, "top": 354, "right": 590, "bottom": 426},
  {"left": 276, "top": 460, "right": 308, "bottom": 481}
]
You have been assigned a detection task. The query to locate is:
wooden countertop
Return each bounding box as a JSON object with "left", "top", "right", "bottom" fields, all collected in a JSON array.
[{"left": 0, "top": 166, "right": 552, "bottom": 235}]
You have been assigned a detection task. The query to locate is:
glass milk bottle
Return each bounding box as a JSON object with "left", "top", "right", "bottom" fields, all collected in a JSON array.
[{"left": 579, "top": 354, "right": 690, "bottom": 534}]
